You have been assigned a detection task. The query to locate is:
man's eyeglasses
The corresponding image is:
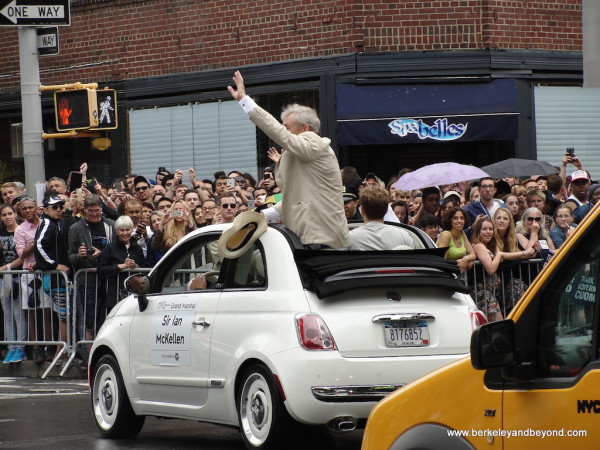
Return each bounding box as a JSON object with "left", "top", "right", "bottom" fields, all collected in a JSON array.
[
  {"left": 135, "top": 185, "right": 149, "bottom": 192},
  {"left": 50, "top": 204, "right": 65, "bottom": 210},
  {"left": 85, "top": 209, "right": 102, "bottom": 214},
  {"left": 221, "top": 203, "right": 237, "bottom": 209},
  {"left": 480, "top": 185, "right": 495, "bottom": 190},
  {"left": 526, "top": 216, "right": 542, "bottom": 222}
]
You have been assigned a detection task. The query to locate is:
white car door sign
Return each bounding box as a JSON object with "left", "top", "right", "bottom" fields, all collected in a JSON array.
[{"left": 151, "top": 299, "right": 196, "bottom": 366}]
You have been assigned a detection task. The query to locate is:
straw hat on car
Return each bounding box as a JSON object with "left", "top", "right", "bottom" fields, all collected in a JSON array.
[{"left": 218, "top": 211, "right": 268, "bottom": 259}]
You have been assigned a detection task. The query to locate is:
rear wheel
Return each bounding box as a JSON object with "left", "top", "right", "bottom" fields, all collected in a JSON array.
[
  {"left": 91, "top": 354, "right": 145, "bottom": 438},
  {"left": 238, "top": 364, "right": 292, "bottom": 449}
]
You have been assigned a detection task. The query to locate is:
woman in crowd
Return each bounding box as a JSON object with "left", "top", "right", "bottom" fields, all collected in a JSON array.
[
  {"left": 549, "top": 204, "right": 576, "bottom": 249},
  {"left": 146, "top": 210, "right": 165, "bottom": 266},
  {"left": 516, "top": 207, "right": 556, "bottom": 281},
  {"left": 437, "top": 197, "right": 458, "bottom": 224},
  {"left": 97, "top": 216, "right": 146, "bottom": 327},
  {"left": 511, "top": 184, "right": 528, "bottom": 220},
  {"left": 0, "top": 204, "right": 25, "bottom": 363},
  {"left": 151, "top": 200, "right": 195, "bottom": 255},
  {"left": 391, "top": 201, "right": 409, "bottom": 224},
  {"left": 436, "top": 207, "right": 476, "bottom": 272},
  {"left": 526, "top": 189, "right": 554, "bottom": 232},
  {"left": 470, "top": 217, "right": 504, "bottom": 322},
  {"left": 502, "top": 193, "right": 521, "bottom": 223},
  {"left": 193, "top": 205, "right": 207, "bottom": 227}
]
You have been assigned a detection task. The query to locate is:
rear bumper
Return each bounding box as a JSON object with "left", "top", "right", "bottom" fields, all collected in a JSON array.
[
  {"left": 270, "top": 348, "right": 469, "bottom": 424},
  {"left": 312, "top": 384, "right": 404, "bottom": 402}
]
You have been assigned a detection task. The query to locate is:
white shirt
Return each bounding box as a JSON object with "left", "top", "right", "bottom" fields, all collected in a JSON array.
[{"left": 349, "top": 222, "right": 415, "bottom": 250}]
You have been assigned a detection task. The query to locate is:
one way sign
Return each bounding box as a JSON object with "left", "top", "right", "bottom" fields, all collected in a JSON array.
[
  {"left": 37, "top": 27, "right": 58, "bottom": 55},
  {"left": 0, "top": 0, "right": 70, "bottom": 26}
]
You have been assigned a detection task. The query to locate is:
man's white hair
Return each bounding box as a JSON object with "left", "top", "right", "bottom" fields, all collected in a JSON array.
[{"left": 280, "top": 104, "right": 320, "bottom": 134}]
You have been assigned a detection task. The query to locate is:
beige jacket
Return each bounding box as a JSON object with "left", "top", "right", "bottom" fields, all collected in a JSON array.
[{"left": 249, "top": 106, "right": 349, "bottom": 248}]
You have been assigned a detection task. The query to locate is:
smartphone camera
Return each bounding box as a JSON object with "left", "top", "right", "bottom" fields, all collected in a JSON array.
[
  {"left": 566, "top": 147, "right": 575, "bottom": 156},
  {"left": 226, "top": 178, "right": 235, "bottom": 188},
  {"left": 171, "top": 209, "right": 183, "bottom": 218},
  {"left": 87, "top": 247, "right": 95, "bottom": 255}
]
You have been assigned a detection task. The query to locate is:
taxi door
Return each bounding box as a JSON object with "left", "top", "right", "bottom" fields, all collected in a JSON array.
[
  {"left": 503, "top": 229, "right": 600, "bottom": 448},
  {"left": 129, "top": 235, "right": 222, "bottom": 409}
]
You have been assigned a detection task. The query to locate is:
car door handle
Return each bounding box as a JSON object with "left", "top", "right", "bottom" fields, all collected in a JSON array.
[{"left": 192, "top": 319, "right": 211, "bottom": 327}]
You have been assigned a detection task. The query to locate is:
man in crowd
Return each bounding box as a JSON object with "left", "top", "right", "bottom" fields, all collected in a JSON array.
[
  {"left": 411, "top": 186, "right": 441, "bottom": 227},
  {"left": 564, "top": 170, "right": 591, "bottom": 212},
  {"left": 343, "top": 185, "right": 362, "bottom": 222},
  {"left": 68, "top": 194, "right": 115, "bottom": 350},
  {"left": 201, "top": 199, "right": 217, "bottom": 225},
  {"left": 217, "top": 194, "right": 238, "bottom": 224},
  {"left": 34, "top": 195, "right": 71, "bottom": 364},
  {"left": 1, "top": 182, "right": 19, "bottom": 204},
  {"left": 465, "top": 177, "right": 505, "bottom": 223},
  {"left": 123, "top": 198, "right": 148, "bottom": 257},
  {"left": 228, "top": 70, "right": 348, "bottom": 249},
  {"left": 348, "top": 186, "right": 415, "bottom": 250},
  {"left": 48, "top": 177, "right": 68, "bottom": 194},
  {"left": 132, "top": 175, "right": 153, "bottom": 205}
]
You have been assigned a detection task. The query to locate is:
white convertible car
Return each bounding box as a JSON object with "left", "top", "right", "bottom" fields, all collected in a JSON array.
[{"left": 89, "top": 220, "right": 484, "bottom": 449}]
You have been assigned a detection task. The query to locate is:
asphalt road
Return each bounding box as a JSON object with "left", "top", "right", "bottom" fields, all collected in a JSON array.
[{"left": 0, "top": 377, "right": 363, "bottom": 449}]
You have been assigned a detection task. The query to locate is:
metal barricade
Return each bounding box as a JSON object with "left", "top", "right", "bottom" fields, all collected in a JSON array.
[
  {"left": 465, "top": 258, "right": 544, "bottom": 320},
  {"left": 0, "top": 269, "right": 72, "bottom": 379}
]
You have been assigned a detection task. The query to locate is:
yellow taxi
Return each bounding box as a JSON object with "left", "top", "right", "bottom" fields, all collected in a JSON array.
[{"left": 362, "top": 203, "right": 600, "bottom": 449}]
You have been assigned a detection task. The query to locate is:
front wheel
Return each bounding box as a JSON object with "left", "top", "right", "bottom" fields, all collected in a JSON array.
[
  {"left": 91, "top": 354, "right": 145, "bottom": 438},
  {"left": 238, "top": 364, "right": 292, "bottom": 449}
]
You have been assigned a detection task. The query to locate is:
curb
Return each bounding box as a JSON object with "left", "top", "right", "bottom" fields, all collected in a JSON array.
[{"left": 0, "top": 360, "right": 86, "bottom": 379}]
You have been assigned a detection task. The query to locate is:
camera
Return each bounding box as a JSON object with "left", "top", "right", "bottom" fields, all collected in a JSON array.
[
  {"left": 170, "top": 209, "right": 183, "bottom": 218},
  {"left": 87, "top": 247, "right": 95, "bottom": 255},
  {"left": 566, "top": 147, "right": 575, "bottom": 156},
  {"left": 226, "top": 178, "right": 235, "bottom": 188},
  {"left": 157, "top": 167, "right": 166, "bottom": 173},
  {"left": 263, "top": 173, "right": 273, "bottom": 180}
]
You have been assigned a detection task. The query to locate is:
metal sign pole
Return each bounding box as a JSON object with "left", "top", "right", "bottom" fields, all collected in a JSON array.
[{"left": 18, "top": 25, "right": 46, "bottom": 194}]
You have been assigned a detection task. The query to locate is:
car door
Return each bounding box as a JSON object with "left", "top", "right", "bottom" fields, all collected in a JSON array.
[
  {"left": 503, "top": 226, "right": 600, "bottom": 447},
  {"left": 128, "top": 234, "right": 223, "bottom": 409}
]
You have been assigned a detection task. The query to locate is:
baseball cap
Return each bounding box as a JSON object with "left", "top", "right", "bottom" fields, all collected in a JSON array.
[
  {"left": 443, "top": 190, "right": 461, "bottom": 201},
  {"left": 133, "top": 175, "right": 150, "bottom": 186},
  {"left": 363, "top": 172, "right": 381, "bottom": 183},
  {"left": 570, "top": 170, "right": 590, "bottom": 183},
  {"left": 43, "top": 196, "right": 65, "bottom": 207},
  {"left": 342, "top": 185, "right": 359, "bottom": 202}
]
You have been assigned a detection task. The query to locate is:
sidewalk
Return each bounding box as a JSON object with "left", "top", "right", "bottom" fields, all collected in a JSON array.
[{"left": 0, "top": 351, "right": 86, "bottom": 379}]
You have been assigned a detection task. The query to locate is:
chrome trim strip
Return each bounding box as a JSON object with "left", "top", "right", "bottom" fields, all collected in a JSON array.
[
  {"left": 312, "top": 384, "right": 404, "bottom": 402},
  {"left": 372, "top": 313, "right": 435, "bottom": 322}
]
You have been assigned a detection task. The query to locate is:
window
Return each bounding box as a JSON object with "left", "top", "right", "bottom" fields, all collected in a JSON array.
[
  {"left": 225, "top": 243, "right": 266, "bottom": 289},
  {"left": 536, "top": 233, "right": 599, "bottom": 377}
]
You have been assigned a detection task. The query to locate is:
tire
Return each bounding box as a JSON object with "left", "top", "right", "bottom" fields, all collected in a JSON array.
[
  {"left": 91, "top": 354, "right": 145, "bottom": 438},
  {"left": 238, "top": 364, "right": 292, "bottom": 449}
]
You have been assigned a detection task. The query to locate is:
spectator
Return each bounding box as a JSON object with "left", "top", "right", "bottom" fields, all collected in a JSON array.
[
  {"left": 132, "top": 175, "right": 153, "bottom": 205},
  {"left": 526, "top": 189, "right": 554, "bottom": 231},
  {"left": 362, "top": 172, "right": 384, "bottom": 189},
  {"left": 67, "top": 194, "right": 115, "bottom": 347},
  {"left": 146, "top": 210, "right": 166, "bottom": 267},
  {"left": 393, "top": 189, "right": 412, "bottom": 204},
  {"left": 257, "top": 168, "right": 279, "bottom": 195},
  {"left": 465, "top": 177, "right": 505, "bottom": 223},
  {"left": 411, "top": 187, "right": 440, "bottom": 228},
  {"left": 470, "top": 217, "right": 505, "bottom": 322},
  {"left": 156, "top": 196, "right": 173, "bottom": 214},
  {"left": 408, "top": 192, "right": 422, "bottom": 223},
  {"left": 535, "top": 176, "right": 548, "bottom": 192},
  {"left": 391, "top": 201, "right": 409, "bottom": 224},
  {"left": 228, "top": 71, "right": 348, "bottom": 249},
  {"left": 468, "top": 186, "right": 480, "bottom": 204},
  {"left": 184, "top": 190, "right": 201, "bottom": 210},
  {"left": 98, "top": 216, "right": 146, "bottom": 323},
  {"left": 214, "top": 194, "right": 238, "bottom": 224},
  {"left": 516, "top": 207, "right": 556, "bottom": 261},
  {"left": 242, "top": 172, "right": 257, "bottom": 192},
  {"left": 348, "top": 186, "right": 415, "bottom": 250},
  {"left": 343, "top": 185, "right": 362, "bottom": 222},
  {"left": 415, "top": 213, "right": 440, "bottom": 242},
  {"left": 192, "top": 205, "right": 207, "bottom": 228},
  {"left": 546, "top": 173, "right": 566, "bottom": 203},
  {"left": 123, "top": 198, "right": 149, "bottom": 257},
  {"left": 0, "top": 204, "right": 25, "bottom": 363},
  {"left": 1, "top": 182, "right": 19, "bottom": 204},
  {"left": 252, "top": 188, "right": 268, "bottom": 208},
  {"left": 436, "top": 207, "right": 475, "bottom": 272},
  {"left": 564, "top": 170, "right": 591, "bottom": 213},
  {"left": 341, "top": 166, "right": 362, "bottom": 189},
  {"left": 437, "top": 196, "right": 458, "bottom": 224},
  {"left": 522, "top": 178, "right": 539, "bottom": 192},
  {"left": 47, "top": 177, "right": 68, "bottom": 194},
  {"left": 511, "top": 184, "right": 528, "bottom": 218},
  {"left": 14, "top": 197, "right": 52, "bottom": 363},
  {"left": 502, "top": 193, "right": 521, "bottom": 222},
  {"left": 550, "top": 205, "right": 576, "bottom": 249},
  {"left": 151, "top": 200, "right": 195, "bottom": 255},
  {"left": 34, "top": 195, "right": 71, "bottom": 364},
  {"left": 572, "top": 183, "right": 600, "bottom": 224}
]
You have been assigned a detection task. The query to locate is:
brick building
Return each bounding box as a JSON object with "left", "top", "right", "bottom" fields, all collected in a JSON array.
[{"left": 0, "top": 0, "right": 588, "bottom": 185}]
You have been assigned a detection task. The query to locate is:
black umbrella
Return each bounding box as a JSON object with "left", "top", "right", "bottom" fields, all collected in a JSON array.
[{"left": 481, "top": 158, "right": 559, "bottom": 179}]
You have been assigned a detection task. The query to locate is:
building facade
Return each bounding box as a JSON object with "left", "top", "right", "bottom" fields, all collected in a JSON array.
[{"left": 0, "top": 0, "right": 587, "bottom": 185}]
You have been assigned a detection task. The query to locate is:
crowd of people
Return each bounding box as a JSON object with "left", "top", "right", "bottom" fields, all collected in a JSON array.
[{"left": 1, "top": 71, "right": 597, "bottom": 365}]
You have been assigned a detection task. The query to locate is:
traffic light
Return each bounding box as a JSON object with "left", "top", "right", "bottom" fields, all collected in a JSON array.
[
  {"left": 92, "top": 89, "right": 118, "bottom": 130},
  {"left": 54, "top": 88, "right": 98, "bottom": 131}
]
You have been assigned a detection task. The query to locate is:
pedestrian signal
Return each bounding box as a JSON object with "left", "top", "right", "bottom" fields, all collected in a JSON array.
[
  {"left": 54, "top": 89, "right": 98, "bottom": 131},
  {"left": 92, "top": 89, "right": 118, "bottom": 130}
]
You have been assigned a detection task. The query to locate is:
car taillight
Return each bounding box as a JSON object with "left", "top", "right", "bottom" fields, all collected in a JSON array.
[
  {"left": 295, "top": 314, "right": 337, "bottom": 350},
  {"left": 470, "top": 309, "right": 488, "bottom": 329}
]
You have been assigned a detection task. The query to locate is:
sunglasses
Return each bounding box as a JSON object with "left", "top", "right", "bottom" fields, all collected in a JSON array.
[
  {"left": 135, "top": 186, "right": 149, "bottom": 191},
  {"left": 526, "top": 216, "right": 542, "bottom": 222},
  {"left": 221, "top": 203, "right": 237, "bottom": 209},
  {"left": 16, "top": 196, "right": 35, "bottom": 203},
  {"left": 49, "top": 204, "right": 65, "bottom": 210}
]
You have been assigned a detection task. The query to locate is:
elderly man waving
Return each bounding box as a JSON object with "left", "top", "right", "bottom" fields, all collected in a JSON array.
[{"left": 228, "top": 71, "right": 348, "bottom": 249}]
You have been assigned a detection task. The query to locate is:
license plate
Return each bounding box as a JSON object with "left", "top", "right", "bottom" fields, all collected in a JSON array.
[{"left": 384, "top": 321, "right": 430, "bottom": 347}]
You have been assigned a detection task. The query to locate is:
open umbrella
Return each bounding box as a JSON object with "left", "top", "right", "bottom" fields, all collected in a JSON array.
[
  {"left": 394, "top": 162, "right": 489, "bottom": 191},
  {"left": 481, "top": 158, "right": 559, "bottom": 179}
]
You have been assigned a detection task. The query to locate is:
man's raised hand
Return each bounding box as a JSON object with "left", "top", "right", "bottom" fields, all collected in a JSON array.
[{"left": 227, "top": 71, "right": 246, "bottom": 101}]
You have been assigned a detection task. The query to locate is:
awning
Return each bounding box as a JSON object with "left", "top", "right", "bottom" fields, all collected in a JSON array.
[{"left": 337, "top": 79, "right": 519, "bottom": 145}]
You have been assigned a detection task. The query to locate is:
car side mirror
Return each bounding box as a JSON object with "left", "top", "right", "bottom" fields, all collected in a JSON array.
[
  {"left": 125, "top": 274, "right": 150, "bottom": 312},
  {"left": 471, "top": 319, "right": 516, "bottom": 370}
]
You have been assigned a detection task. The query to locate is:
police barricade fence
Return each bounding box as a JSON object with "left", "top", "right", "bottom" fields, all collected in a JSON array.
[
  {"left": 465, "top": 258, "right": 544, "bottom": 320},
  {"left": 0, "top": 269, "right": 71, "bottom": 379}
]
